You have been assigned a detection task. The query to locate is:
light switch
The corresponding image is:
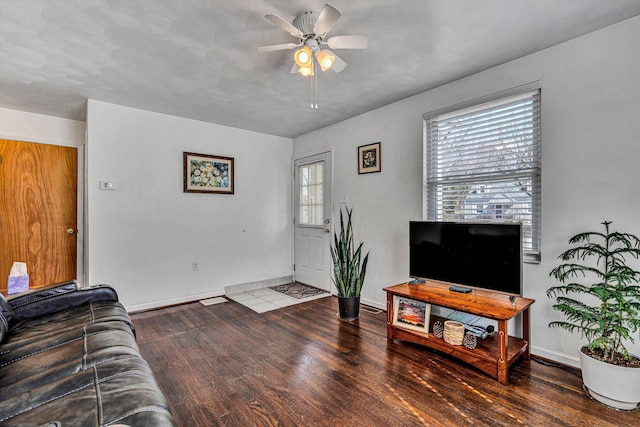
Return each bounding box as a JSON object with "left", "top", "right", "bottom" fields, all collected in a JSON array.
[
  {"left": 99, "top": 180, "right": 117, "bottom": 190},
  {"left": 338, "top": 194, "right": 348, "bottom": 204}
]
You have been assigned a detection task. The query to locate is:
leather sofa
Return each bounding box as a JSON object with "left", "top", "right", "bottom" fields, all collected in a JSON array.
[{"left": 0, "top": 281, "right": 176, "bottom": 426}]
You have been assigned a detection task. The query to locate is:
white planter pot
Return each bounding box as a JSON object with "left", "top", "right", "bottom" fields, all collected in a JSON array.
[{"left": 579, "top": 346, "right": 640, "bottom": 410}]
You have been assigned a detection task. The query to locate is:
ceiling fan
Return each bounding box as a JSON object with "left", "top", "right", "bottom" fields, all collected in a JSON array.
[{"left": 257, "top": 3, "right": 368, "bottom": 77}]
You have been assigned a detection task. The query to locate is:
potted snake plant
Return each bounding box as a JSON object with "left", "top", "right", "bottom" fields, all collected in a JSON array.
[
  {"left": 546, "top": 221, "right": 640, "bottom": 410},
  {"left": 331, "top": 207, "right": 369, "bottom": 321}
]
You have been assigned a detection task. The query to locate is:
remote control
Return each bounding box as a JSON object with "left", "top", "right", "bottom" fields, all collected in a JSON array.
[
  {"left": 449, "top": 285, "right": 472, "bottom": 293},
  {"left": 465, "top": 325, "right": 489, "bottom": 339}
]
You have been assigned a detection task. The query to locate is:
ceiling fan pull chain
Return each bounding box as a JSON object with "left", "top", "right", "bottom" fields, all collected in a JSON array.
[{"left": 311, "top": 63, "right": 319, "bottom": 109}]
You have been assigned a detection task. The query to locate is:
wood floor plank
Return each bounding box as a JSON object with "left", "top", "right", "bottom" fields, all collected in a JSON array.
[{"left": 131, "top": 296, "right": 637, "bottom": 426}]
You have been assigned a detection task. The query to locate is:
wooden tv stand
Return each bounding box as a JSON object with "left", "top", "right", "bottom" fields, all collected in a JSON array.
[{"left": 384, "top": 281, "right": 535, "bottom": 385}]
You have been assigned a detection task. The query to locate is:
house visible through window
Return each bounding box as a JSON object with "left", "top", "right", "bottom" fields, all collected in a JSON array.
[{"left": 423, "top": 83, "right": 541, "bottom": 262}]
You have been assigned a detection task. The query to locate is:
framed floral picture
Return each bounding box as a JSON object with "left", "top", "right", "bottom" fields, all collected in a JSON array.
[
  {"left": 358, "top": 142, "right": 381, "bottom": 174},
  {"left": 183, "top": 152, "right": 234, "bottom": 194}
]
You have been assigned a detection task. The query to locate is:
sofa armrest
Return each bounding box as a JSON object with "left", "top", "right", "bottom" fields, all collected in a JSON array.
[{"left": 9, "top": 281, "right": 120, "bottom": 322}]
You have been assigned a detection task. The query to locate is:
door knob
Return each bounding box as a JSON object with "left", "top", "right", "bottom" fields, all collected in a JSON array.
[{"left": 67, "top": 228, "right": 76, "bottom": 235}]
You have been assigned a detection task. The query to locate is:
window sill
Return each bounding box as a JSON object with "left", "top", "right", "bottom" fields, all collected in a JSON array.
[{"left": 524, "top": 252, "right": 541, "bottom": 264}]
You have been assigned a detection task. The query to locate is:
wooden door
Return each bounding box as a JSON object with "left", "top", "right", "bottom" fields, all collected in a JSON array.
[{"left": 0, "top": 139, "right": 77, "bottom": 295}]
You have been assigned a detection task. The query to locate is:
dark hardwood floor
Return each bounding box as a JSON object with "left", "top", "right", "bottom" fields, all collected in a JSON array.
[{"left": 130, "top": 296, "right": 637, "bottom": 426}]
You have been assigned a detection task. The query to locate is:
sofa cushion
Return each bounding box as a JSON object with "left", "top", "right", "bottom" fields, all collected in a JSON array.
[
  {"left": 9, "top": 282, "right": 119, "bottom": 322},
  {"left": 3, "top": 301, "right": 134, "bottom": 351},
  {"left": 0, "top": 293, "right": 14, "bottom": 343},
  {"left": 1, "top": 300, "right": 138, "bottom": 399},
  {"left": 0, "top": 357, "right": 175, "bottom": 426},
  {"left": 0, "top": 321, "right": 141, "bottom": 397}
]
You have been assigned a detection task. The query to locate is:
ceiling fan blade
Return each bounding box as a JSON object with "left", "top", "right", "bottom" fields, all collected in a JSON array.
[
  {"left": 326, "top": 35, "right": 368, "bottom": 50},
  {"left": 327, "top": 50, "right": 347, "bottom": 73},
  {"left": 257, "top": 43, "right": 299, "bottom": 52},
  {"left": 313, "top": 4, "right": 341, "bottom": 36},
  {"left": 265, "top": 14, "right": 303, "bottom": 38}
]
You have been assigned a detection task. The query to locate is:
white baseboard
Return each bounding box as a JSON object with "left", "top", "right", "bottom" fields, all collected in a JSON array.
[
  {"left": 531, "top": 346, "right": 580, "bottom": 368},
  {"left": 360, "top": 296, "right": 386, "bottom": 311},
  {"left": 126, "top": 289, "right": 225, "bottom": 313}
]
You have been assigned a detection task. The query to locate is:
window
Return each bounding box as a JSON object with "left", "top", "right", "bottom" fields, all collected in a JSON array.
[
  {"left": 423, "top": 83, "right": 541, "bottom": 262},
  {"left": 299, "top": 161, "right": 324, "bottom": 225}
]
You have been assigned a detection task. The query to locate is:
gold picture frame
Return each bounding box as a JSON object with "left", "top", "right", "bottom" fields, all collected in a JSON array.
[{"left": 358, "top": 142, "right": 381, "bottom": 174}]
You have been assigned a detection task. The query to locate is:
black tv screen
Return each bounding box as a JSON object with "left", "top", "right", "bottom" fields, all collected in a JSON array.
[{"left": 409, "top": 221, "right": 522, "bottom": 295}]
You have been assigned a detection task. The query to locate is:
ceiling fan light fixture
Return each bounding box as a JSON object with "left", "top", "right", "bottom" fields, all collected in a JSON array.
[
  {"left": 258, "top": 4, "right": 367, "bottom": 107},
  {"left": 316, "top": 50, "right": 335, "bottom": 71},
  {"left": 294, "top": 46, "right": 313, "bottom": 67},
  {"left": 298, "top": 63, "right": 314, "bottom": 76}
]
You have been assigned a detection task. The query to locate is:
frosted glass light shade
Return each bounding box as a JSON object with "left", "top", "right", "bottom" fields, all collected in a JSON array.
[{"left": 294, "top": 47, "right": 313, "bottom": 67}]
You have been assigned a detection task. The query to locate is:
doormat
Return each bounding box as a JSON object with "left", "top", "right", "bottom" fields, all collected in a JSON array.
[
  {"left": 199, "top": 297, "right": 228, "bottom": 306},
  {"left": 268, "top": 282, "right": 329, "bottom": 299}
]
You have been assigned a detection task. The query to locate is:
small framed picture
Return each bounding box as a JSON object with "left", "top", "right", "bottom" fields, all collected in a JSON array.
[
  {"left": 184, "top": 152, "right": 234, "bottom": 194},
  {"left": 358, "top": 142, "right": 381, "bottom": 174},
  {"left": 392, "top": 295, "right": 431, "bottom": 333}
]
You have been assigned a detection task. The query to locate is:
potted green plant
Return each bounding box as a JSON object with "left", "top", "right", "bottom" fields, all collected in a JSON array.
[
  {"left": 331, "top": 207, "right": 369, "bottom": 321},
  {"left": 546, "top": 221, "right": 640, "bottom": 410}
]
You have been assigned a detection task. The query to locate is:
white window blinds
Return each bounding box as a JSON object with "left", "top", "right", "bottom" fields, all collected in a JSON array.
[{"left": 423, "top": 83, "right": 541, "bottom": 261}]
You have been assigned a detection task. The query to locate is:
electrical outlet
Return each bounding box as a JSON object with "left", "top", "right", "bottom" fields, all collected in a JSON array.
[{"left": 192, "top": 262, "right": 198, "bottom": 271}]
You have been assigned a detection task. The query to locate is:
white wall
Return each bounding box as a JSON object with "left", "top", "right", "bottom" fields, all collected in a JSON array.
[
  {"left": 293, "top": 17, "right": 640, "bottom": 366},
  {"left": 86, "top": 100, "right": 293, "bottom": 311},
  {"left": 0, "top": 107, "right": 87, "bottom": 283}
]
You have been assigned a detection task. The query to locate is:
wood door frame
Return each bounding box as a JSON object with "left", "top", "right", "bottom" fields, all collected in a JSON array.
[{"left": 0, "top": 136, "right": 85, "bottom": 286}]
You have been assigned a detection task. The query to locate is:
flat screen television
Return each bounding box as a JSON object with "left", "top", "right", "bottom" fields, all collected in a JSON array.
[{"left": 409, "top": 221, "right": 522, "bottom": 295}]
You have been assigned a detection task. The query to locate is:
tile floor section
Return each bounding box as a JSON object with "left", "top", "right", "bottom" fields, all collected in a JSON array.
[{"left": 226, "top": 287, "right": 331, "bottom": 313}]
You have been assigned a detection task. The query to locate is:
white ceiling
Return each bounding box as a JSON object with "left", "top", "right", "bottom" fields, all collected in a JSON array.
[{"left": 1, "top": 0, "right": 639, "bottom": 138}]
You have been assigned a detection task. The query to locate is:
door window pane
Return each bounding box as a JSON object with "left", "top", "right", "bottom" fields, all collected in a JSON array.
[{"left": 299, "top": 162, "right": 324, "bottom": 225}]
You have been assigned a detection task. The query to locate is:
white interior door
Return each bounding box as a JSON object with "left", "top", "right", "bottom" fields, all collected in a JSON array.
[{"left": 293, "top": 152, "right": 331, "bottom": 291}]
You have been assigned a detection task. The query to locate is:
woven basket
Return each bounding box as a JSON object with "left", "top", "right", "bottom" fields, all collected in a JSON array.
[{"left": 444, "top": 320, "right": 465, "bottom": 345}]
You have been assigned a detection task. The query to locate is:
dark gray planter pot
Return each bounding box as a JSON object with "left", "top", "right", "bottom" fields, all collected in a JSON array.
[{"left": 338, "top": 296, "right": 360, "bottom": 321}]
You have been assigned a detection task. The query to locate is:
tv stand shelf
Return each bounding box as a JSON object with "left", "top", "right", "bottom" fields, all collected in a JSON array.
[{"left": 384, "top": 281, "right": 535, "bottom": 385}]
